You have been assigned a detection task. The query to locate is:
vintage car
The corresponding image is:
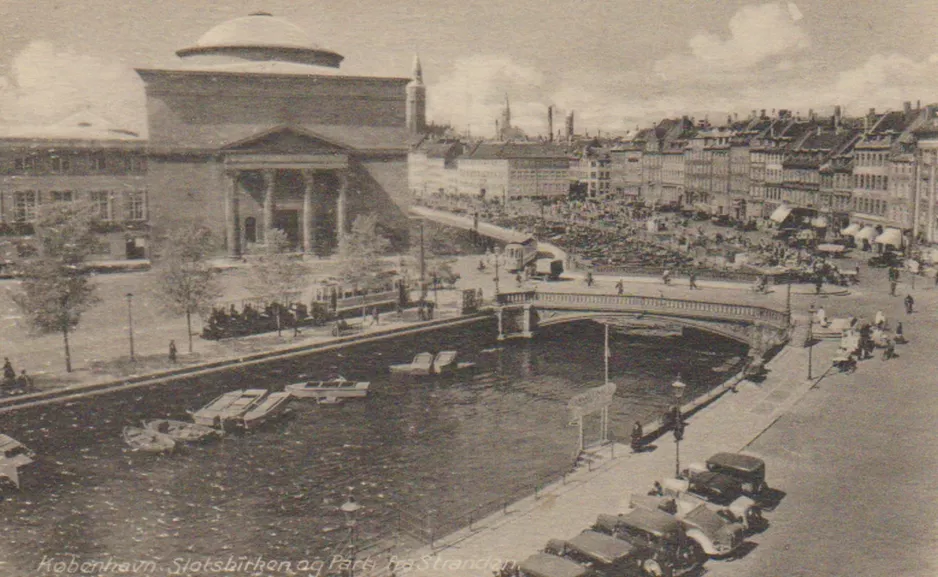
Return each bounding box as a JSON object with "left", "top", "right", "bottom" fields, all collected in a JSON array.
[
  {"left": 665, "top": 469, "right": 764, "bottom": 533},
  {"left": 629, "top": 493, "right": 745, "bottom": 558},
  {"left": 516, "top": 553, "right": 593, "bottom": 577},
  {"left": 543, "top": 530, "right": 650, "bottom": 577},
  {"left": 704, "top": 453, "right": 768, "bottom": 497},
  {"left": 592, "top": 508, "right": 705, "bottom": 577},
  {"left": 868, "top": 251, "right": 903, "bottom": 268}
]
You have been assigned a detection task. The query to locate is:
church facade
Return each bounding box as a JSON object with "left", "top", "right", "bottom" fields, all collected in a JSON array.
[{"left": 138, "top": 12, "right": 426, "bottom": 257}]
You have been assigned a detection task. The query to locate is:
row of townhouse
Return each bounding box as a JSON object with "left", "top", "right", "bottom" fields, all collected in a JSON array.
[{"left": 613, "top": 102, "right": 938, "bottom": 241}]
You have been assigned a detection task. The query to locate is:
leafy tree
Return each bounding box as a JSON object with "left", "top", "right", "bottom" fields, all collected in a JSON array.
[
  {"left": 11, "top": 201, "right": 100, "bottom": 372},
  {"left": 337, "top": 214, "right": 393, "bottom": 318},
  {"left": 247, "top": 228, "right": 309, "bottom": 335},
  {"left": 152, "top": 224, "right": 221, "bottom": 353}
]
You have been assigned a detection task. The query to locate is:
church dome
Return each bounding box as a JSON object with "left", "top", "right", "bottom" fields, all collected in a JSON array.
[{"left": 176, "top": 12, "right": 344, "bottom": 68}]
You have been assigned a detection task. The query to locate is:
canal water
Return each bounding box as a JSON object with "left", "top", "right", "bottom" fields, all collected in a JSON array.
[{"left": 0, "top": 319, "right": 746, "bottom": 574}]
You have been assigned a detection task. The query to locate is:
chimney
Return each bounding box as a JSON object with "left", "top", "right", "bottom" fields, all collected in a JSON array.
[
  {"left": 761, "top": 109, "right": 767, "bottom": 119},
  {"left": 548, "top": 106, "right": 554, "bottom": 143},
  {"left": 808, "top": 109, "right": 815, "bottom": 121},
  {"left": 917, "top": 99, "right": 921, "bottom": 109},
  {"left": 727, "top": 115, "right": 733, "bottom": 125},
  {"left": 751, "top": 110, "right": 757, "bottom": 120},
  {"left": 868, "top": 107, "right": 876, "bottom": 117},
  {"left": 566, "top": 111, "right": 575, "bottom": 140},
  {"left": 834, "top": 105, "right": 842, "bottom": 130},
  {"left": 904, "top": 101, "right": 912, "bottom": 115}
]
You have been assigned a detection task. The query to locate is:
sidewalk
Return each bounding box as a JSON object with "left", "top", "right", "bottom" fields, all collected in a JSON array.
[{"left": 379, "top": 339, "right": 838, "bottom": 577}]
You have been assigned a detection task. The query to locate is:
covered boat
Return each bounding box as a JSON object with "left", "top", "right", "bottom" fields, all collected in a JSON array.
[
  {"left": 122, "top": 426, "right": 175, "bottom": 454},
  {"left": 285, "top": 377, "right": 370, "bottom": 399},
  {"left": 241, "top": 392, "right": 293, "bottom": 430},
  {"left": 389, "top": 352, "right": 435, "bottom": 376},
  {"left": 189, "top": 389, "right": 268, "bottom": 428},
  {"left": 143, "top": 419, "right": 223, "bottom": 443},
  {"left": 0, "top": 434, "right": 34, "bottom": 489}
]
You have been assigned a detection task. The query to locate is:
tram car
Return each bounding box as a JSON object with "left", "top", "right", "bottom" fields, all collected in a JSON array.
[
  {"left": 504, "top": 236, "right": 538, "bottom": 273},
  {"left": 311, "top": 273, "right": 408, "bottom": 317}
]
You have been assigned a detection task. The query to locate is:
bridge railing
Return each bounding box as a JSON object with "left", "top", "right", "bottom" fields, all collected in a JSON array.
[{"left": 496, "top": 291, "right": 790, "bottom": 329}]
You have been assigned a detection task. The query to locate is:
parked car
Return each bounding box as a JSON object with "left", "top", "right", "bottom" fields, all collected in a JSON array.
[
  {"left": 868, "top": 251, "right": 903, "bottom": 268},
  {"left": 710, "top": 215, "right": 732, "bottom": 227},
  {"left": 544, "top": 530, "right": 652, "bottom": 577},
  {"left": 592, "top": 508, "right": 705, "bottom": 577},
  {"left": 705, "top": 453, "right": 768, "bottom": 497},
  {"left": 665, "top": 469, "right": 764, "bottom": 533},
  {"left": 516, "top": 553, "right": 593, "bottom": 577},
  {"left": 628, "top": 493, "right": 745, "bottom": 559}
]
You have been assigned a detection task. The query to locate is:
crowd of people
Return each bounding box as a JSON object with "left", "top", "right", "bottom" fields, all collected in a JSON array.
[
  {"left": 1, "top": 357, "right": 32, "bottom": 396},
  {"left": 201, "top": 301, "right": 321, "bottom": 340}
]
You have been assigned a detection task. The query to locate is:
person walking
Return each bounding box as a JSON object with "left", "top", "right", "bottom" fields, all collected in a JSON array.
[
  {"left": 14, "top": 370, "right": 32, "bottom": 392},
  {"left": 904, "top": 294, "right": 914, "bottom": 314},
  {"left": 2, "top": 358, "right": 15, "bottom": 386},
  {"left": 889, "top": 279, "right": 898, "bottom": 297},
  {"left": 895, "top": 322, "right": 906, "bottom": 344},
  {"left": 688, "top": 271, "right": 699, "bottom": 290},
  {"left": 814, "top": 275, "right": 823, "bottom": 295},
  {"left": 616, "top": 279, "right": 624, "bottom": 295},
  {"left": 585, "top": 271, "right": 594, "bottom": 287},
  {"left": 662, "top": 269, "right": 672, "bottom": 286},
  {"left": 630, "top": 421, "right": 643, "bottom": 453},
  {"left": 882, "top": 336, "right": 896, "bottom": 360},
  {"left": 168, "top": 340, "right": 178, "bottom": 363}
]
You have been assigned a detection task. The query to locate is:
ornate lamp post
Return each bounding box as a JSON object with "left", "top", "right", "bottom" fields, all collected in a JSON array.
[
  {"left": 807, "top": 303, "right": 815, "bottom": 381},
  {"left": 493, "top": 247, "right": 501, "bottom": 297},
  {"left": 126, "top": 293, "right": 135, "bottom": 362},
  {"left": 340, "top": 489, "right": 362, "bottom": 577},
  {"left": 671, "top": 375, "right": 687, "bottom": 478}
]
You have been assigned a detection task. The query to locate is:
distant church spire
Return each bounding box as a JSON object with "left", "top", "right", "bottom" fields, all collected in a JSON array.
[{"left": 407, "top": 53, "right": 427, "bottom": 134}]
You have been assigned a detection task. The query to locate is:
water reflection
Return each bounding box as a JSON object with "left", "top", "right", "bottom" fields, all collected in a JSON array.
[{"left": 0, "top": 319, "right": 745, "bottom": 571}]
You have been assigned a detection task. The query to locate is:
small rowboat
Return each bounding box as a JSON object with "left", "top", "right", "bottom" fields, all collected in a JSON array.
[
  {"left": 286, "top": 378, "right": 370, "bottom": 399},
  {"left": 122, "top": 426, "right": 175, "bottom": 454},
  {"left": 241, "top": 392, "right": 293, "bottom": 430},
  {"left": 431, "top": 351, "right": 475, "bottom": 374},
  {"left": 142, "top": 419, "right": 223, "bottom": 443},
  {"left": 389, "top": 352, "right": 435, "bottom": 376}
]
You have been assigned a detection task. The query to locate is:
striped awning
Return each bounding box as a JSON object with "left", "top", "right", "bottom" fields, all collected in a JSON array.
[
  {"left": 855, "top": 226, "right": 878, "bottom": 241},
  {"left": 874, "top": 228, "right": 903, "bottom": 247},
  {"left": 769, "top": 205, "right": 792, "bottom": 223},
  {"left": 841, "top": 223, "right": 862, "bottom": 236}
]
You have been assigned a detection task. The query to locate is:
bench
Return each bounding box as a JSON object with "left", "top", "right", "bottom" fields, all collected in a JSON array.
[{"left": 331, "top": 320, "right": 364, "bottom": 337}]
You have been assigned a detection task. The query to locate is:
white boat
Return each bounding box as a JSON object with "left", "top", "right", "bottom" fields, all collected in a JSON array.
[
  {"left": 389, "top": 352, "right": 435, "bottom": 376},
  {"left": 285, "top": 378, "right": 370, "bottom": 399},
  {"left": 142, "top": 419, "right": 223, "bottom": 443},
  {"left": 0, "top": 434, "right": 34, "bottom": 489},
  {"left": 241, "top": 392, "right": 293, "bottom": 430},
  {"left": 189, "top": 389, "right": 268, "bottom": 428},
  {"left": 431, "top": 351, "right": 476, "bottom": 374},
  {"left": 122, "top": 426, "right": 175, "bottom": 454}
]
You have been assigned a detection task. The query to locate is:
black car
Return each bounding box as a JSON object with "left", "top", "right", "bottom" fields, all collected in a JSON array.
[{"left": 868, "top": 251, "right": 903, "bottom": 268}]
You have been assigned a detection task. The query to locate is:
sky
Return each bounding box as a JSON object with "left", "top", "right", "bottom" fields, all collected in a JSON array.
[{"left": 0, "top": 0, "right": 937, "bottom": 137}]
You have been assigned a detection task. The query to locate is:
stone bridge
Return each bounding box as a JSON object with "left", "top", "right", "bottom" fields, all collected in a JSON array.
[{"left": 495, "top": 291, "right": 792, "bottom": 355}]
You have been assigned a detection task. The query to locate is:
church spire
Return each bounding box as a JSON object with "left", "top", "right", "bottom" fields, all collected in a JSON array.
[
  {"left": 407, "top": 53, "right": 427, "bottom": 134},
  {"left": 412, "top": 54, "right": 423, "bottom": 84}
]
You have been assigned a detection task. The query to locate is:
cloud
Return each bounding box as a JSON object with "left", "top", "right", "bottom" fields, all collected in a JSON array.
[
  {"left": 825, "top": 53, "right": 938, "bottom": 110},
  {"left": 0, "top": 41, "right": 146, "bottom": 133},
  {"left": 655, "top": 3, "right": 809, "bottom": 80}
]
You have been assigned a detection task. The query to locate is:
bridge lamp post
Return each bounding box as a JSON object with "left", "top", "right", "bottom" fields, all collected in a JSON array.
[
  {"left": 340, "top": 489, "right": 362, "bottom": 577},
  {"left": 672, "top": 376, "right": 686, "bottom": 478},
  {"left": 126, "top": 293, "right": 135, "bottom": 363},
  {"left": 807, "top": 303, "right": 815, "bottom": 381},
  {"left": 494, "top": 247, "right": 501, "bottom": 297}
]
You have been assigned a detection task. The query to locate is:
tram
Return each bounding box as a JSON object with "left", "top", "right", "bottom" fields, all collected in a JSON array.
[
  {"left": 504, "top": 236, "right": 538, "bottom": 273},
  {"left": 311, "top": 273, "right": 408, "bottom": 316}
]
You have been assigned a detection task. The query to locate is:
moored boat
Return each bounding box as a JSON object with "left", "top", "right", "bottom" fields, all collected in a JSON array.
[
  {"left": 431, "top": 351, "right": 476, "bottom": 374},
  {"left": 285, "top": 377, "right": 370, "bottom": 399},
  {"left": 241, "top": 392, "right": 293, "bottom": 430},
  {"left": 189, "top": 389, "right": 268, "bottom": 428},
  {"left": 0, "top": 434, "right": 34, "bottom": 489},
  {"left": 389, "top": 352, "right": 434, "bottom": 376},
  {"left": 122, "top": 426, "right": 175, "bottom": 454},
  {"left": 143, "top": 419, "right": 223, "bottom": 443}
]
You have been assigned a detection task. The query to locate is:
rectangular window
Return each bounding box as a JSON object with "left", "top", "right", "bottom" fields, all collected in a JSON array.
[
  {"left": 90, "top": 152, "right": 107, "bottom": 172},
  {"left": 124, "top": 190, "right": 146, "bottom": 221},
  {"left": 14, "top": 156, "right": 36, "bottom": 172},
  {"left": 51, "top": 190, "right": 74, "bottom": 203},
  {"left": 12, "top": 191, "right": 38, "bottom": 223},
  {"left": 90, "top": 191, "right": 112, "bottom": 221},
  {"left": 51, "top": 156, "right": 70, "bottom": 173}
]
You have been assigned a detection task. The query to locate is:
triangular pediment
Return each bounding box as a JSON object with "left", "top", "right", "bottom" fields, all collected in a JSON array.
[{"left": 222, "top": 125, "right": 349, "bottom": 154}]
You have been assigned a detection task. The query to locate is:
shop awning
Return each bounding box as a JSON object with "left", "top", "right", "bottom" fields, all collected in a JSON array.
[
  {"left": 841, "top": 223, "right": 861, "bottom": 236},
  {"left": 874, "top": 228, "right": 904, "bottom": 247},
  {"left": 693, "top": 203, "right": 711, "bottom": 213},
  {"left": 855, "top": 226, "right": 878, "bottom": 241},
  {"left": 811, "top": 216, "right": 829, "bottom": 228},
  {"left": 769, "top": 205, "right": 792, "bottom": 223}
]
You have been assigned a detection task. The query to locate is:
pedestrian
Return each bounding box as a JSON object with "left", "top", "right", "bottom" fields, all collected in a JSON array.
[
  {"left": 814, "top": 275, "right": 823, "bottom": 295},
  {"left": 882, "top": 336, "right": 896, "bottom": 360},
  {"left": 662, "top": 269, "right": 672, "bottom": 286},
  {"left": 14, "top": 370, "right": 31, "bottom": 392},
  {"left": 586, "top": 272, "right": 594, "bottom": 287},
  {"left": 2, "top": 358, "right": 14, "bottom": 385},
  {"left": 616, "top": 279, "right": 624, "bottom": 295},
  {"left": 889, "top": 280, "right": 898, "bottom": 297},
  {"left": 631, "top": 421, "right": 643, "bottom": 453},
  {"left": 688, "top": 271, "right": 699, "bottom": 290},
  {"left": 904, "top": 294, "right": 914, "bottom": 314},
  {"left": 874, "top": 310, "right": 885, "bottom": 329},
  {"left": 372, "top": 307, "right": 380, "bottom": 326},
  {"left": 895, "top": 322, "right": 906, "bottom": 344},
  {"left": 168, "top": 340, "right": 178, "bottom": 363}
]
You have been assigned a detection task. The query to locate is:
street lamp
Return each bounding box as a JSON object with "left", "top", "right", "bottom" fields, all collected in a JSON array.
[
  {"left": 126, "top": 293, "right": 135, "bottom": 362},
  {"left": 340, "top": 489, "right": 362, "bottom": 577},
  {"left": 671, "top": 375, "right": 687, "bottom": 478},
  {"left": 493, "top": 247, "right": 501, "bottom": 297},
  {"left": 807, "top": 303, "right": 815, "bottom": 381}
]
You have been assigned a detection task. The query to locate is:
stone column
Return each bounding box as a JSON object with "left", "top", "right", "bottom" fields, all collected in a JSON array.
[
  {"left": 224, "top": 171, "right": 241, "bottom": 257},
  {"left": 336, "top": 171, "right": 349, "bottom": 248},
  {"left": 302, "top": 170, "right": 316, "bottom": 254},
  {"left": 262, "top": 169, "right": 276, "bottom": 245}
]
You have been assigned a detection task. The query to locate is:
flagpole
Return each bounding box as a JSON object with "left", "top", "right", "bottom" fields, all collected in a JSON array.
[{"left": 604, "top": 323, "right": 610, "bottom": 384}]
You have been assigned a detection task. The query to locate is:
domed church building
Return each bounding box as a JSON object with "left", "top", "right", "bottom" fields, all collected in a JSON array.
[{"left": 136, "top": 12, "right": 425, "bottom": 256}]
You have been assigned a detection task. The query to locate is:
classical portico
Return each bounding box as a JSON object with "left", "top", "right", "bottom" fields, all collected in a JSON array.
[{"left": 221, "top": 127, "right": 352, "bottom": 257}]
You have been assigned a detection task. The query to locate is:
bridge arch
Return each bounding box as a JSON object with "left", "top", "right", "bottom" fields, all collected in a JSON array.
[{"left": 535, "top": 311, "right": 752, "bottom": 345}]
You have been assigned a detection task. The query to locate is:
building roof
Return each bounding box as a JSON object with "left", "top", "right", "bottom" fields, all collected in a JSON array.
[
  {"left": 176, "top": 12, "right": 344, "bottom": 69},
  {"left": 464, "top": 142, "right": 570, "bottom": 160},
  {"left": 0, "top": 111, "right": 144, "bottom": 144},
  {"left": 147, "top": 123, "right": 411, "bottom": 154}
]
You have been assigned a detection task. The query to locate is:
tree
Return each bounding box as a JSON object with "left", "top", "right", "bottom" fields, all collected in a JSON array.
[
  {"left": 11, "top": 201, "right": 100, "bottom": 372},
  {"left": 152, "top": 224, "right": 222, "bottom": 353},
  {"left": 337, "top": 214, "right": 392, "bottom": 318},
  {"left": 247, "top": 228, "right": 309, "bottom": 335}
]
